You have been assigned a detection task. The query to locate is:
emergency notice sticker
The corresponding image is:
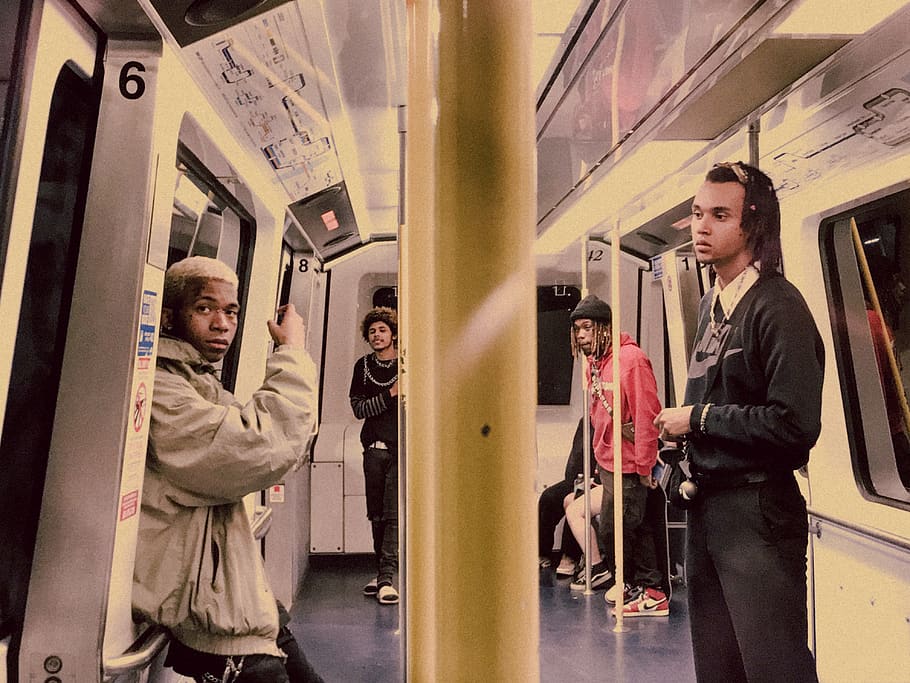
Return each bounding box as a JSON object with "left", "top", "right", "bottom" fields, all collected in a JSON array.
[
  {"left": 120, "top": 490, "right": 139, "bottom": 520},
  {"left": 137, "top": 289, "right": 158, "bottom": 369}
]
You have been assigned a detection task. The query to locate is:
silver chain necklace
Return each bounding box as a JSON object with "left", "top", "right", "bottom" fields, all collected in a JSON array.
[
  {"left": 363, "top": 355, "right": 397, "bottom": 388},
  {"left": 372, "top": 352, "right": 396, "bottom": 368}
]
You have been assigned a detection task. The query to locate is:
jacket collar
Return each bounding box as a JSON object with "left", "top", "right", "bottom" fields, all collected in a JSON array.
[{"left": 158, "top": 335, "right": 219, "bottom": 375}]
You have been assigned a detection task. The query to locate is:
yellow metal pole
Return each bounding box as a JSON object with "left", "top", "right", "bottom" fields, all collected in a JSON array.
[
  {"left": 405, "top": 0, "right": 538, "bottom": 679},
  {"left": 581, "top": 239, "right": 593, "bottom": 594},
  {"left": 609, "top": 8, "right": 627, "bottom": 631},
  {"left": 404, "top": 0, "right": 438, "bottom": 674},
  {"left": 611, "top": 222, "right": 625, "bottom": 633}
]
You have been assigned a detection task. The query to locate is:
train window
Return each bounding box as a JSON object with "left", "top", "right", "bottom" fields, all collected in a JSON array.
[
  {"left": 373, "top": 286, "right": 398, "bottom": 310},
  {"left": 538, "top": 285, "right": 581, "bottom": 405},
  {"left": 169, "top": 172, "right": 243, "bottom": 272},
  {"left": 169, "top": 142, "right": 254, "bottom": 389},
  {"left": 821, "top": 189, "right": 910, "bottom": 509}
]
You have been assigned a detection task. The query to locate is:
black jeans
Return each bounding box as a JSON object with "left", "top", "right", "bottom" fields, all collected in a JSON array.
[
  {"left": 537, "top": 479, "right": 581, "bottom": 560},
  {"left": 597, "top": 470, "right": 662, "bottom": 588},
  {"left": 167, "top": 605, "right": 323, "bottom": 682},
  {"left": 363, "top": 445, "right": 398, "bottom": 585},
  {"left": 687, "top": 475, "right": 817, "bottom": 683}
]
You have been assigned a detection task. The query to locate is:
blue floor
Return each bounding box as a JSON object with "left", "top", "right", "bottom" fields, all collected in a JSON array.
[{"left": 289, "top": 555, "right": 696, "bottom": 682}]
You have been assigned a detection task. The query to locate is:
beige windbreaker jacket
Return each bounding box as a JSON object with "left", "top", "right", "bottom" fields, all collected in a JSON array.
[{"left": 132, "top": 336, "right": 318, "bottom": 656}]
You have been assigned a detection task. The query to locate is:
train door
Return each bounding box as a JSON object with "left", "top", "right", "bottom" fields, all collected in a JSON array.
[
  {"left": 260, "top": 237, "right": 321, "bottom": 606},
  {"left": 0, "top": 3, "right": 101, "bottom": 679},
  {"left": 308, "top": 242, "right": 396, "bottom": 556},
  {"left": 653, "top": 248, "right": 705, "bottom": 577},
  {"left": 655, "top": 250, "right": 704, "bottom": 406},
  {"left": 0, "top": 1, "right": 166, "bottom": 679}
]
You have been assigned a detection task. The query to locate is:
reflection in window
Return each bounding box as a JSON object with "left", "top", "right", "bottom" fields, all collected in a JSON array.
[
  {"left": 169, "top": 171, "right": 242, "bottom": 271},
  {"left": 822, "top": 191, "right": 910, "bottom": 509},
  {"left": 538, "top": 285, "right": 581, "bottom": 405},
  {"left": 169, "top": 145, "right": 254, "bottom": 390},
  {"left": 855, "top": 214, "right": 910, "bottom": 492}
]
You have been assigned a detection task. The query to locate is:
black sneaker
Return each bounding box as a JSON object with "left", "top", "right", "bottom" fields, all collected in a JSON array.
[
  {"left": 569, "top": 562, "right": 612, "bottom": 591},
  {"left": 604, "top": 582, "right": 640, "bottom": 606}
]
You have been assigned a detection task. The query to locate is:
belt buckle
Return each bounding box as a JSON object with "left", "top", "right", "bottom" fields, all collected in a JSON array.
[{"left": 370, "top": 441, "right": 388, "bottom": 450}]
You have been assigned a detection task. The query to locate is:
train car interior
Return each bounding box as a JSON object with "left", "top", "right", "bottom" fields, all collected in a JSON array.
[{"left": 0, "top": 0, "right": 909, "bottom": 681}]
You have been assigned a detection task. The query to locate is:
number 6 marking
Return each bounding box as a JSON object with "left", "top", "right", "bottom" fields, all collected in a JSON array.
[{"left": 119, "top": 61, "right": 146, "bottom": 100}]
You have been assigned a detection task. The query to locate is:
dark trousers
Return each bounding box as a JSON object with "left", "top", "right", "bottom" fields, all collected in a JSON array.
[
  {"left": 363, "top": 446, "right": 398, "bottom": 586},
  {"left": 167, "top": 613, "right": 323, "bottom": 683},
  {"left": 597, "top": 470, "right": 662, "bottom": 588},
  {"left": 686, "top": 475, "right": 818, "bottom": 683},
  {"left": 537, "top": 479, "right": 581, "bottom": 559}
]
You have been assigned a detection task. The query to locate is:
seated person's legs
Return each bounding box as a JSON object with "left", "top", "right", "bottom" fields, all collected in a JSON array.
[
  {"left": 565, "top": 486, "right": 611, "bottom": 589},
  {"left": 538, "top": 479, "right": 575, "bottom": 565}
]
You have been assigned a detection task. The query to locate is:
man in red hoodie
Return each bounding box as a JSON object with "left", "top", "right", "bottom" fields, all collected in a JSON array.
[{"left": 570, "top": 294, "right": 668, "bottom": 616}]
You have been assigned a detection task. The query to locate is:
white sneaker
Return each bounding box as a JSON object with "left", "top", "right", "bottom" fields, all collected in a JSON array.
[
  {"left": 555, "top": 556, "right": 576, "bottom": 577},
  {"left": 377, "top": 584, "right": 399, "bottom": 605},
  {"left": 362, "top": 578, "right": 379, "bottom": 595}
]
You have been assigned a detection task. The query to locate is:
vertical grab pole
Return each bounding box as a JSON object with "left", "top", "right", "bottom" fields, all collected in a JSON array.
[
  {"left": 404, "top": 2, "right": 436, "bottom": 675},
  {"left": 611, "top": 220, "right": 626, "bottom": 633},
  {"left": 609, "top": 4, "right": 627, "bottom": 632},
  {"left": 581, "top": 238, "right": 593, "bottom": 594},
  {"left": 396, "top": 102, "right": 408, "bottom": 667},
  {"left": 748, "top": 119, "right": 760, "bottom": 167},
  {"left": 405, "top": 0, "right": 538, "bottom": 679}
]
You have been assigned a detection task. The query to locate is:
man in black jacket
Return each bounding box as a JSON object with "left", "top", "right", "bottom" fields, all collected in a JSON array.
[
  {"left": 349, "top": 307, "right": 400, "bottom": 604},
  {"left": 655, "top": 162, "right": 824, "bottom": 682}
]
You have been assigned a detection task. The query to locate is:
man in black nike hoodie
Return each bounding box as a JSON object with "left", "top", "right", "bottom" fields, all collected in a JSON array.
[{"left": 655, "top": 162, "right": 824, "bottom": 683}]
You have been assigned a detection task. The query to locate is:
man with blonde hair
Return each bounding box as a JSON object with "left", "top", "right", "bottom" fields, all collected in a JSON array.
[{"left": 133, "top": 256, "right": 323, "bottom": 682}]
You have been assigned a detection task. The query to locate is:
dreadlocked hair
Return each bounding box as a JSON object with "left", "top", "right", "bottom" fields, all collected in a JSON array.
[
  {"left": 570, "top": 321, "right": 612, "bottom": 359},
  {"left": 706, "top": 161, "right": 782, "bottom": 275}
]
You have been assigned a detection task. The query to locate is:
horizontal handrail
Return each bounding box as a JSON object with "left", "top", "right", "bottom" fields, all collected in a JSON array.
[
  {"left": 102, "top": 624, "right": 169, "bottom": 680},
  {"left": 251, "top": 505, "right": 273, "bottom": 540},
  {"left": 807, "top": 507, "right": 910, "bottom": 553}
]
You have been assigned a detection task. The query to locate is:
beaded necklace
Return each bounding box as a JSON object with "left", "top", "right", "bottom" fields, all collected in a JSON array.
[
  {"left": 363, "top": 354, "right": 397, "bottom": 388},
  {"left": 589, "top": 358, "right": 636, "bottom": 443},
  {"left": 589, "top": 363, "right": 614, "bottom": 417}
]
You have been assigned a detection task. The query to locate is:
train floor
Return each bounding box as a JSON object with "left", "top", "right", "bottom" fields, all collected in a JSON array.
[{"left": 288, "top": 554, "right": 696, "bottom": 682}]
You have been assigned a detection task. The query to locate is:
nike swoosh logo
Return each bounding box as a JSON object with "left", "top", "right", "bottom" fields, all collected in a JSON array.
[
  {"left": 689, "top": 345, "right": 743, "bottom": 378},
  {"left": 687, "top": 321, "right": 744, "bottom": 380}
]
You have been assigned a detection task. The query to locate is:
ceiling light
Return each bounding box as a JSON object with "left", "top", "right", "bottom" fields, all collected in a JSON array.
[{"left": 774, "top": 0, "right": 909, "bottom": 35}]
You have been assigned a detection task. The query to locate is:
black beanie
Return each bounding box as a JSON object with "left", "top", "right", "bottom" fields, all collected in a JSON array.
[{"left": 570, "top": 294, "right": 612, "bottom": 323}]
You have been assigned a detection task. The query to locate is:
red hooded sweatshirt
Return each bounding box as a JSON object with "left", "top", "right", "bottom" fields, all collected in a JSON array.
[{"left": 588, "top": 332, "right": 661, "bottom": 476}]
